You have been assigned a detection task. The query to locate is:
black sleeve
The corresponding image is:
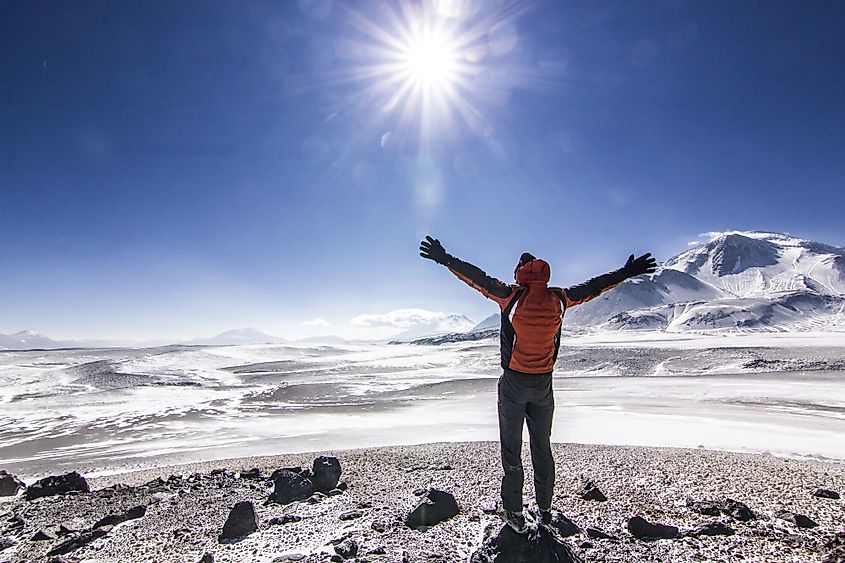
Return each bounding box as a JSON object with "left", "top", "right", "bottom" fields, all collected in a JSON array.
[
  {"left": 563, "top": 267, "right": 628, "bottom": 307},
  {"left": 444, "top": 254, "right": 514, "bottom": 300}
]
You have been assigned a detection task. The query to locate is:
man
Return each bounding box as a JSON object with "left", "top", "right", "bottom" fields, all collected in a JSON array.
[{"left": 419, "top": 235, "right": 656, "bottom": 533}]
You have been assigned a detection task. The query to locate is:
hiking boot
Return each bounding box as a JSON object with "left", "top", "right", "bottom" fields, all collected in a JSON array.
[
  {"left": 539, "top": 509, "right": 553, "bottom": 530},
  {"left": 500, "top": 509, "right": 528, "bottom": 534}
]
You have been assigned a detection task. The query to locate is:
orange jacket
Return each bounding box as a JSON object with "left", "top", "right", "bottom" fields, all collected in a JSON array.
[{"left": 446, "top": 256, "right": 627, "bottom": 374}]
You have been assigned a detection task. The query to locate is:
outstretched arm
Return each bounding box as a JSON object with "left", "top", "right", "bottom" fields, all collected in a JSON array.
[
  {"left": 419, "top": 236, "right": 514, "bottom": 303},
  {"left": 561, "top": 253, "right": 657, "bottom": 307}
]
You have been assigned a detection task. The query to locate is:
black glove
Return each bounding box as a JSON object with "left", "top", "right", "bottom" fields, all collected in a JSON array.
[
  {"left": 419, "top": 235, "right": 448, "bottom": 265},
  {"left": 623, "top": 252, "right": 657, "bottom": 277}
]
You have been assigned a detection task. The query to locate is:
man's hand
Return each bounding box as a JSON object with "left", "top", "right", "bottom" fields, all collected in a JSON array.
[
  {"left": 623, "top": 252, "right": 657, "bottom": 277},
  {"left": 419, "top": 235, "right": 448, "bottom": 265}
]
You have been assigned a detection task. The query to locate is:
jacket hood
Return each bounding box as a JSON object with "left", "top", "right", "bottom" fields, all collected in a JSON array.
[{"left": 516, "top": 259, "right": 551, "bottom": 285}]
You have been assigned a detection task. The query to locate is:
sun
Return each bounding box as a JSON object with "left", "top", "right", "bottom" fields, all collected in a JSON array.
[
  {"left": 400, "top": 35, "right": 460, "bottom": 89},
  {"left": 335, "top": 1, "right": 537, "bottom": 150}
]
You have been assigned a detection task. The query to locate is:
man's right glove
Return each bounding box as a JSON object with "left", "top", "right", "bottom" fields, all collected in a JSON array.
[
  {"left": 623, "top": 252, "right": 657, "bottom": 277},
  {"left": 419, "top": 235, "right": 449, "bottom": 265}
]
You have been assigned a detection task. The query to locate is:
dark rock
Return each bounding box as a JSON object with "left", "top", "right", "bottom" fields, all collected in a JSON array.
[
  {"left": 31, "top": 529, "right": 55, "bottom": 541},
  {"left": 220, "top": 501, "right": 259, "bottom": 540},
  {"left": 7, "top": 516, "right": 24, "bottom": 530},
  {"left": 337, "top": 481, "right": 348, "bottom": 491},
  {"left": 269, "top": 470, "right": 313, "bottom": 504},
  {"left": 210, "top": 468, "right": 226, "bottom": 476},
  {"left": 368, "top": 546, "right": 387, "bottom": 555},
  {"left": 357, "top": 501, "right": 373, "bottom": 509},
  {"left": 334, "top": 538, "right": 358, "bottom": 559},
  {"left": 470, "top": 524, "right": 581, "bottom": 562},
  {"left": 578, "top": 541, "right": 593, "bottom": 549},
  {"left": 405, "top": 489, "right": 460, "bottom": 529},
  {"left": 722, "top": 498, "right": 755, "bottom": 521},
  {"left": 240, "top": 468, "right": 261, "bottom": 480},
  {"left": 776, "top": 510, "right": 818, "bottom": 529},
  {"left": 688, "top": 521, "right": 735, "bottom": 537},
  {"left": 686, "top": 499, "right": 722, "bottom": 517},
  {"left": 47, "top": 526, "right": 111, "bottom": 556},
  {"left": 413, "top": 488, "right": 427, "bottom": 496},
  {"left": 199, "top": 553, "right": 214, "bottom": 563},
  {"left": 25, "top": 471, "right": 89, "bottom": 500},
  {"left": 269, "top": 514, "right": 302, "bottom": 525},
  {"left": 306, "top": 493, "right": 324, "bottom": 504},
  {"left": 0, "top": 538, "right": 14, "bottom": 551},
  {"left": 578, "top": 480, "right": 606, "bottom": 502},
  {"left": 814, "top": 488, "right": 840, "bottom": 500},
  {"left": 312, "top": 456, "right": 342, "bottom": 493},
  {"left": 328, "top": 488, "right": 343, "bottom": 496},
  {"left": 330, "top": 556, "right": 343, "bottom": 563},
  {"left": 627, "top": 516, "right": 679, "bottom": 540},
  {"left": 57, "top": 524, "right": 78, "bottom": 536},
  {"left": 92, "top": 505, "right": 147, "bottom": 529},
  {"left": 548, "top": 512, "right": 580, "bottom": 537},
  {"left": 0, "top": 471, "right": 25, "bottom": 496},
  {"left": 339, "top": 510, "right": 364, "bottom": 521},
  {"left": 586, "top": 527, "right": 618, "bottom": 540}
]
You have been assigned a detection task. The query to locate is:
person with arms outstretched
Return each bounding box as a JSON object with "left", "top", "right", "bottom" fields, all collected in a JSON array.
[{"left": 419, "top": 235, "right": 656, "bottom": 533}]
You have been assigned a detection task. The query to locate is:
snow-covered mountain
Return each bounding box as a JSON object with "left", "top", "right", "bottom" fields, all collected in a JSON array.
[
  {"left": 469, "top": 314, "right": 499, "bottom": 333},
  {"left": 572, "top": 231, "right": 845, "bottom": 332},
  {"left": 389, "top": 314, "right": 475, "bottom": 342},
  {"left": 185, "top": 328, "right": 285, "bottom": 346},
  {"left": 664, "top": 231, "right": 845, "bottom": 297},
  {"left": 0, "top": 330, "right": 70, "bottom": 350},
  {"left": 405, "top": 231, "right": 845, "bottom": 343}
]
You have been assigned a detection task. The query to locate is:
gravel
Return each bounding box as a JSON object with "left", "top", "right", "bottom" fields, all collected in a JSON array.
[{"left": 0, "top": 441, "right": 843, "bottom": 562}]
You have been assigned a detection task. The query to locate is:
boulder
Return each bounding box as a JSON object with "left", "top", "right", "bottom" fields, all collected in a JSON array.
[
  {"left": 776, "top": 510, "right": 818, "bottom": 529},
  {"left": 334, "top": 538, "right": 359, "bottom": 559},
  {"left": 687, "top": 498, "right": 755, "bottom": 521},
  {"left": 0, "top": 538, "right": 14, "bottom": 551},
  {"left": 814, "top": 488, "right": 840, "bottom": 500},
  {"left": 339, "top": 510, "right": 364, "bottom": 521},
  {"left": 405, "top": 488, "right": 460, "bottom": 529},
  {"left": 721, "top": 498, "right": 755, "bottom": 521},
  {"left": 585, "top": 527, "right": 618, "bottom": 540},
  {"left": 269, "top": 470, "right": 313, "bottom": 504},
  {"left": 470, "top": 524, "right": 581, "bottom": 563},
  {"left": 547, "top": 512, "right": 580, "bottom": 537},
  {"left": 627, "top": 516, "right": 679, "bottom": 540},
  {"left": 92, "top": 505, "right": 147, "bottom": 529},
  {"left": 578, "top": 480, "right": 606, "bottom": 502},
  {"left": 688, "top": 521, "right": 735, "bottom": 537},
  {"left": 0, "top": 471, "right": 25, "bottom": 497},
  {"left": 47, "top": 526, "right": 112, "bottom": 556},
  {"left": 686, "top": 499, "right": 721, "bottom": 517},
  {"left": 31, "top": 529, "right": 55, "bottom": 541},
  {"left": 199, "top": 552, "right": 214, "bottom": 563},
  {"left": 239, "top": 468, "right": 261, "bottom": 480},
  {"left": 25, "top": 471, "right": 89, "bottom": 500},
  {"left": 269, "top": 514, "right": 302, "bottom": 525},
  {"left": 220, "top": 501, "right": 259, "bottom": 541},
  {"left": 312, "top": 456, "right": 342, "bottom": 493}
]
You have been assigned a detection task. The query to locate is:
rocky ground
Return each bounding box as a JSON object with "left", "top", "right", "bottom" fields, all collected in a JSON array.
[{"left": 1, "top": 442, "right": 844, "bottom": 562}]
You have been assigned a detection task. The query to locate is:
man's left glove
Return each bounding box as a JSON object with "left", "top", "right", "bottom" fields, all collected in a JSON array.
[
  {"left": 419, "top": 235, "right": 448, "bottom": 265},
  {"left": 623, "top": 252, "right": 657, "bottom": 277}
]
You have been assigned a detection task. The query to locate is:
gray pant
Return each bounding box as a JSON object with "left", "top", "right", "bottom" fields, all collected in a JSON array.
[{"left": 497, "top": 368, "right": 555, "bottom": 512}]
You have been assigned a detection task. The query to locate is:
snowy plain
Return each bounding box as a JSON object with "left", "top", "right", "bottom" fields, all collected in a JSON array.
[{"left": 2, "top": 332, "right": 845, "bottom": 480}]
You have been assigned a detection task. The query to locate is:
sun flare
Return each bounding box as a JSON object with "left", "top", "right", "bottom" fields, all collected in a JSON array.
[
  {"left": 401, "top": 35, "right": 460, "bottom": 88},
  {"left": 337, "top": 1, "right": 533, "bottom": 149}
]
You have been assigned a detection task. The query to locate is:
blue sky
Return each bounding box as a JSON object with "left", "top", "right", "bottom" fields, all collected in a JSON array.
[{"left": 2, "top": 0, "right": 844, "bottom": 341}]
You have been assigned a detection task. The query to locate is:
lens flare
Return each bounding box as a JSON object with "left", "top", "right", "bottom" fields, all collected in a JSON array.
[{"left": 333, "top": 1, "right": 533, "bottom": 149}]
